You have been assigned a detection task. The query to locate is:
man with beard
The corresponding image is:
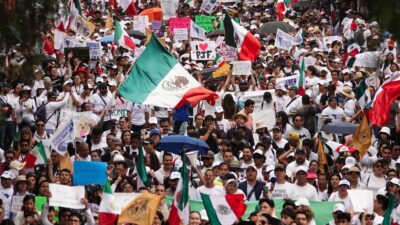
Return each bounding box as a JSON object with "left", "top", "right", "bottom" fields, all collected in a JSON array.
[{"left": 286, "top": 147, "right": 310, "bottom": 180}]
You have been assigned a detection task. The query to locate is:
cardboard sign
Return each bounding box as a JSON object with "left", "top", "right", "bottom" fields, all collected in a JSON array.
[
  {"left": 195, "top": 16, "right": 217, "bottom": 33},
  {"left": 174, "top": 28, "right": 188, "bottom": 41},
  {"left": 200, "top": 0, "right": 219, "bottom": 14},
  {"left": 275, "top": 29, "right": 293, "bottom": 51},
  {"left": 11, "top": 196, "right": 24, "bottom": 213},
  {"left": 64, "top": 47, "right": 90, "bottom": 64},
  {"left": 49, "top": 184, "right": 85, "bottom": 209},
  {"left": 73, "top": 161, "right": 107, "bottom": 185},
  {"left": 169, "top": 17, "right": 191, "bottom": 33},
  {"left": 134, "top": 16, "right": 149, "bottom": 34},
  {"left": 87, "top": 41, "right": 101, "bottom": 68},
  {"left": 111, "top": 109, "right": 128, "bottom": 120},
  {"left": 161, "top": 0, "right": 179, "bottom": 20},
  {"left": 35, "top": 196, "right": 48, "bottom": 212},
  {"left": 232, "top": 61, "right": 252, "bottom": 75},
  {"left": 190, "top": 41, "right": 216, "bottom": 60},
  {"left": 303, "top": 56, "right": 316, "bottom": 68}
]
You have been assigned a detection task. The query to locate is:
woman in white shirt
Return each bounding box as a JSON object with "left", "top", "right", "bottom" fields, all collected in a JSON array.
[
  {"left": 18, "top": 86, "right": 36, "bottom": 124},
  {"left": 337, "top": 86, "right": 356, "bottom": 122},
  {"left": 364, "top": 160, "right": 387, "bottom": 196}
]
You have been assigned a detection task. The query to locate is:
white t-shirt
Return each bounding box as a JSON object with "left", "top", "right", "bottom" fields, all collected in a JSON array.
[
  {"left": 294, "top": 183, "right": 320, "bottom": 200},
  {"left": 269, "top": 181, "right": 298, "bottom": 199},
  {"left": 364, "top": 174, "right": 386, "bottom": 196},
  {"left": 195, "top": 185, "right": 225, "bottom": 200},
  {"left": 127, "top": 102, "right": 147, "bottom": 126},
  {"left": 328, "top": 192, "right": 353, "bottom": 212},
  {"left": 321, "top": 106, "right": 344, "bottom": 123},
  {"left": 216, "top": 119, "right": 231, "bottom": 133}
]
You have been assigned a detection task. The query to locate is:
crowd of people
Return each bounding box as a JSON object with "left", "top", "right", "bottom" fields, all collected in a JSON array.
[{"left": 1, "top": 0, "right": 400, "bottom": 224}]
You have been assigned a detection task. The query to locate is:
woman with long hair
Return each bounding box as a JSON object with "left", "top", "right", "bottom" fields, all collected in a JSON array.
[
  {"left": 120, "top": 130, "right": 132, "bottom": 148},
  {"left": 327, "top": 173, "right": 341, "bottom": 198},
  {"left": 275, "top": 111, "right": 292, "bottom": 134},
  {"left": 221, "top": 94, "right": 237, "bottom": 120}
]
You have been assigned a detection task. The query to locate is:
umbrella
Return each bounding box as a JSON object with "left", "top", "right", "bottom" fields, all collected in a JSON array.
[
  {"left": 139, "top": 7, "right": 162, "bottom": 22},
  {"left": 320, "top": 123, "right": 358, "bottom": 135},
  {"left": 156, "top": 135, "right": 209, "bottom": 155},
  {"left": 207, "top": 29, "right": 225, "bottom": 37},
  {"left": 257, "top": 21, "right": 294, "bottom": 35},
  {"left": 126, "top": 30, "right": 146, "bottom": 39}
]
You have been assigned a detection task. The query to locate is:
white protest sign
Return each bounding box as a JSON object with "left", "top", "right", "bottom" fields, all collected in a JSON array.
[
  {"left": 69, "top": 15, "right": 91, "bottom": 37},
  {"left": 353, "top": 51, "right": 380, "bottom": 68},
  {"left": 54, "top": 30, "right": 67, "bottom": 50},
  {"left": 219, "top": 44, "right": 237, "bottom": 61},
  {"left": 63, "top": 35, "right": 85, "bottom": 49},
  {"left": 72, "top": 111, "right": 92, "bottom": 138},
  {"left": 49, "top": 184, "right": 85, "bottom": 209},
  {"left": 322, "top": 36, "right": 342, "bottom": 46},
  {"left": 200, "top": 0, "right": 219, "bottom": 14},
  {"left": 110, "top": 193, "right": 139, "bottom": 214},
  {"left": 134, "top": 16, "right": 149, "bottom": 34},
  {"left": 59, "top": 110, "right": 74, "bottom": 127},
  {"left": 348, "top": 190, "right": 373, "bottom": 214},
  {"left": 235, "top": 91, "right": 268, "bottom": 109},
  {"left": 87, "top": 41, "right": 101, "bottom": 68},
  {"left": 11, "top": 196, "right": 24, "bottom": 213},
  {"left": 275, "top": 28, "right": 293, "bottom": 51},
  {"left": 49, "top": 118, "right": 74, "bottom": 156},
  {"left": 111, "top": 109, "right": 128, "bottom": 121},
  {"left": 161, "top": 0, "right": 179, "bottom": 20},
  {"left": 303, "top": 56, "right": 316, "bottom": 68},
  {"left": 253, "top": 109, "right": 276, "bottom": 130},
  {"left": 232, "top": 61, "right": 252, "bottom": 75},
  {"left": 174, "top": 28, "right": 189, "bottom": 41},
  {"left": 292, "top": 28, "right": 303, "bottom": 45},
  {"left": 190, "top": 41, "right": 216, "bottom": 60},
  {"left": 276, "top": 74, "right": 299, "bottom": 87}
]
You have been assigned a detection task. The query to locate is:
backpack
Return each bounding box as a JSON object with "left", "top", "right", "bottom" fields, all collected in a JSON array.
[{"left": 35, "top": 102, "right": 56, "bottom": 122}]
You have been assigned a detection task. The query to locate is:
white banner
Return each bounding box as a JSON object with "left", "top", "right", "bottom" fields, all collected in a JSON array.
[
  {"left": 276, "top": 74, "right": 299, "bottom": 86},
  {"left": 110, "top": 193, "right": 139, "bottom": 214},
  {"left": 69, "top": 14, "right": 91, "bottom": 37},
  {"left": 348, "top": 190, "right": 373, "bottom": 214},
  {"left": 232, "top": 61, "right": 252, "bottom": 75},
  {"left": 200, "top": 0, "right": 219, "bottom": 14},
  {"left": 353, "top": 51, "right": 380, "bottom": 68},
  {"left": 275, "top": 28, "right": 293, "bottom": 51},
  {"left": 174, "top": 28, "right": 189, "bottom": 41},
  {"left": 87, "top": 41, "right": 101, "bottom": 68},
  {"left": 160, "top": 0, "right": 179, "bottom": 20},
  {"left": 11, "top": 196, "right": 24, "bottom": 213},
  {"left": 49, "top": 184, "right": 85, "bottom": 209},
  {"left": 303, "top": 56, "right": 316, "bottom": 68},
  {"left": 49, "top": 118, "right": 74, "bottom": 156},
  {"left": 190, "top": 41, "right": 217, "bottom": 60},
  {"left": 134, "top": 16, "right": 149, "bottom": 34},
  {"left": 292, "top": 28, "right": 303, "bottom": 45}
]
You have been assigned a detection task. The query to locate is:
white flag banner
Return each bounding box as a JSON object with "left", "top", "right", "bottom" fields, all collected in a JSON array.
[
  {"left": 292, "top": 28, "right": 303, "bottom": 45},
  {"left": 232, "top": 61, "right": 252, "bottom": 75},
  {"left": 49, "top": 184, "right": 85, "bottom": 209},
  {"left": 133, "top": 16, "right": 149, "bottom": 34},
  {"left": 190, "top": 20, "right": 207, "bottom": 40},
  {"left": 353, "top": 51, "right": 380, "bottom": 68},
  {"left": 160, "top": 0, "right": 179, "bottom": 20},
  {"left": 275, "top": 28, "right": 293, "bottom": 51},
  {"left": 49, "top": 118, "right": 74, "bottom": 156}
]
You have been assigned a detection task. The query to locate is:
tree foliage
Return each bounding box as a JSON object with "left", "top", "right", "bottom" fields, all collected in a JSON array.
[{"left": 364, "top": 0, "right": 400, "bottom": 40}]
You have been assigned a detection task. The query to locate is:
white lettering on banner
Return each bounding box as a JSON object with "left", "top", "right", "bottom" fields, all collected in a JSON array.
[
  {"left": 232, "top": 61, "right": 252, "bottom": 75},
  {"left": 275, "top": 28, "right": 293, "bottom": 51},
  {"left": 11, "top": 196, "right": 24, "bottom": 213},
  {"left": 174, "top": 28, "right": 189, "bottom": 41},
  {"left": 190, "top": 41, "right": 216, "bottom": 60},
  {"left": 276, "top": 75, "right": 299, "bottom": 87},
  {"left": 111, "top": 109, "right": 128, "bottom": 121},
  {"left": 49, "top": 184, "right": 85, "bottom": 209},
  {"left": 160, "top": 0, "right": 179, "bottom": 20},
  {"left": 353, "top": 51, "right": 380, "bottom": 68},
  {"left": 200, "top": 0, "right": 219, "bottom": 14}
]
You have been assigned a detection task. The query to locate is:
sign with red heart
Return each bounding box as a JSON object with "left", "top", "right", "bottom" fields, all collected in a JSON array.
[{"left": 190, "top": 41, "right": 216, "bottom": 61}]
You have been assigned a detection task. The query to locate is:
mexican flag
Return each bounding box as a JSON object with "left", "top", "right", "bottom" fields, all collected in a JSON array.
[
  {"left": 118, "top": 0, "right": 137, "bottom": 17},
  {"left": 371, "top": 73, "right": 400, "bottom": 126},
  {"left": 114, "top": 20, "right": 136, "bottom": 51},
  {"left": 298, "top": 57, "right": 305, "bottom": 96},
  {"left": 276, "top": 0, "right": 286, "bottom": 21},
  {"left": 284, "top": 0, "right": 298, "bottom": 7},
  {"left": 224, "top": 13, "right": 260, "bottom": 62},
  {"left": 201, "top": 193, "right": 247, "bottom": 225},
  {"left": 169, "top": 156, "right": 189, "bottom": 225},
  {"left": 119, "top": 35, "right": 218, "bottom": 109},
  {"left": 31, "top": 141, "right": 49, "bottom": 165},
  {"left": 212, "top": 54, "right": 230, "bottom": 78},
  {"left": 136, "top": 146, "right": 148, "bottom": 190},
  {"left": 98, "top": 180, "right": 118, "bottom": 225},
  {"left": 354, "top": 78, "right": 371, "bottom": 110}
]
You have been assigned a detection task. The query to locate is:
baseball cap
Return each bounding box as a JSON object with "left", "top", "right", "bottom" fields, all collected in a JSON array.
[
  {"left": 202, "top": 151, "right": 215, "bottom": 158},
  {"left": 204, "top": 115, "right": 215, "bottom": 121},
  {"left": 272, "top": 126, "right": 281, "bottom": 131},
  {"left": 1, "top": 171, "right": 13, "bottom": 179},
  {"left": 307, "top": 172, "right": 317, "bottom": 179},
  {"left": 108, "top": 80, "right": 117, "bottom": 87},
  {"left": 296, "top": 166, "right": 308, "bottom": 174},
  {"left": 295, "top": 147, "right": 306, "bottom": 153},
  {"left": 47, "top": 91, "right": 58, "bottom": 98},
  {"left": 289, "top": 85, "right": 298, "bottom": 91},
  {"left": 295, "top": 198, "right": 310, "bottom": 206},
  {"left": 246, "top": 165, "right": 258, "bottom": 172},
  {"left": 170, "top": 171, "right": 181, "bottom": 180},
  {"left": 333, "top": 203, "right": 346, "bottom": 213},
  {"left": 349, "top": 166, "right": 361, "bottom": 173},
  {"left": 215, "top": 106, "right": 224, "bottom": 113},
  {"left": 225, "top": 179, "right": 238, "bottom": 188},
  {"left": 253, "top": 149, "right": 265, "bottom": 157},
  {"left": 275, "top": 83, "right": 286, "bottom": 91},
  {"left": 150, "top": 129, "right": 161, "bottom": 137},
  {"left": 339, "top": 179, "right": 350, "bottom": 187},
  {"left": 63, "top": 79, "right": 73, "bottom": 86},
  {"left": 149, "top": 117, "right": 158, "bottom": 124},
  {"left": 389, "top": 178, "right": 400, "bottom": 187}
]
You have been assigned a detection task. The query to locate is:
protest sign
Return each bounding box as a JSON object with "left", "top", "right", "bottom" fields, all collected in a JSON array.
[
  {"left": 87, "top": 41, "right": 101, "bottom": 68},
  {"left": 49, "top": 184, "right": 85, "bottom": 209},
  {"left": 190, "top": 20, "right": 207, "bottom": 40},
  {"left": 292, "top": 28, "right": 303, "bottom": 45},
  {"left": 233, "top": 91, "right": 269, "bottom": 109},
  {"left": 303, "top": 56, "right": 316, "bottom": 68},
  {"left": 11, "top": 196, "right": 24, "bottom": 213},
  {"left": 195, "top": 16, "right": 216, "bottom": 33},
  {"left": 73, "top": 161, "right": 107, "bottom": 185},
  {"left": 63, "top": 35, "right": 85, "bottom": 49},
  {"left": 54, "top": 30, "right": 67, "bottom": 50},
  {"left": 69, "top": 15, "right": 91, "bottom": 37},
  {"left": 35, "top": 196, "right": 48, "bottom": 212},
  {"left": 190, "top": 41, "right": 216, "bottom": 60},
  {"left": 174, "top": 28, "right": 189, "bottom": 41},
  {"left": 353, "top": 51, "right": 380, "bottom": 68},
  {"left": 169, "top": 17, "right": 190, "bottom": 33},
  {"left": 64, "top": 47, "right": 90, "bottom": 64},
  {"left": 253, "top": 109, "right": 276, "bottom": 130},
  {"left": 200, "top": 0, "right": 219, "bottom": 14},
  {"left": 275, "top": 28, "right": 293, "bottom": 51},
  {"left": 232, "top": 61, "right": 252, "bottom": 75},
  {"left": 49, "top": 118, "right": 74, "bottom": 156},
  {"left": 110, "top": 193, "right": 138, "bottom": 214},
  {"left": 72, "top": 111, "right": 92, "bottom": 138},
  {"left": 348, "top": 190, "right": 373, "bottom": 214},
  {"left": 219, "top": 44, "right": 237, "bottom": 61},
  {"left": 59, "top": 110, "right": 73, "bottom": 126},
  {"left": 160, "top": 0, "right": 179, "bottom": 20},
  {"left": 322, "top": 36, "right": 342, "bottom": 46},
  {"left": 276, "top": 74, "right": 299, "bottom": 86},
  {"left": 133, "top": 16, "right": 149, "bottom": 34},
  {"left": 151, "top": 20, "right": 162, "bottom": 36}
]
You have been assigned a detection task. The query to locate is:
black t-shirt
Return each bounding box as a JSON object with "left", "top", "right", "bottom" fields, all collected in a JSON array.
[{"left": 198, "top": 128, "right": 221, "bottom": 153}]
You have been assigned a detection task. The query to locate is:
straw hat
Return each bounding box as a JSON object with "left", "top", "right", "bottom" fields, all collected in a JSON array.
[
  {"left": 233, "top": 112, "right": 248, "bottom": 122},
  {"left": 255, "top": 122, "right": 268, "bottom": 130},
  {"left": 337, "top": 86, "right": 355, "bottom": 99}
]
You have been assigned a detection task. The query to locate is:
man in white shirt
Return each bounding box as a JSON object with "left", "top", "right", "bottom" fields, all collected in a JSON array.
[
  {"left": 294, "top": 166, "right": 320, "bottom": 201},
  {"left": 127, "top": 102, "right": 148, "bottom": 133},
  {"left": 154, "top": 153, "right": 174, "bottom": 185},
  {"left": 321, "top": 96, "right": 345, "bottom": 123},
  {"left": 44, "top": 91, "right": 69, "bottom": 135},
  {"left": 268, "top": 164, "right": 298, "bottom": 199},
  {"left": 0, "top": 171, "right": 14, "bottom": 219},
  {"left": 90, "top": 82, "right": 113, "bottom": 131},
  {"left": 274, "top": 83, "right": 289, "bottom": 113},
  {"left": 215, "top": 106, "right": 230, "bottom": 134},
  {"left": 71, "top": 143, "right": 91, "bottom": 162},
  {"left": 285, "top": 86, "right": 303, "bottom": 123},
  {"left": 195, "top": 169, "right": 225, "bottom": 200},
  {"left": 286, "top": 147, "right": 310, "bottom": 179}
]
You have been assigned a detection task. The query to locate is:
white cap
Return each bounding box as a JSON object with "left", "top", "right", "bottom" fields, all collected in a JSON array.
[
  {"left": 380, "top": 127, "right": 391, "bottom": 136},
  {"left": 296, "top": 166, "right": 308, "bottom": 174},
  {"left": 338, "top": 145, "right": 349, "bottom": 153},
  {"left": 339, "top": 179, "right": 350, "bottom": 187},
  {"left": 295, "top": 198, "right": 310, "bottom": 206},
  {"left": 108, "top": 80, "right": 117, "bottom": 87},
  {"left": 246, "top": 165, "right": 258, "bottom": 173},
  {"left": 333, "top": 203, "right": 346, "bottom": 212},
  {"left": 215, "top": 106, "right": 224, "bottom": 113},
  {"left": 341, "top": 68, "right": 351, "bottom": 74},
  {"left": 63, "top": 79, "right": 73, "bottom": 86},
  {"left": 184, "top": 64, "right": 191, "bottom": 70},
  {"left": 333, "top": 58, "right": 341, "bottom": 63},
  {"left": 345, "top": 156, "right": 356, "bottom": 167},
  {"left": 170, "top": 171, "right": 181, "bottom": 180},
  {"left": 250, "top": 24, "right": 258, "bottom": 30},
  {"left": 389, "top": 178, "right": 400, "bottom": 187},
  {"left": 22, "top": 85, "right": 31, "bottom": 91},
  {"left": 253, "top": 149, "right": 264, "bottom": 156},
  {"left": 1, "top": 171, "right": 13, "bottom": 179},
  {"left": 275, "top": 83, "right": 286, "bottom": 91},
  {"left": 122, "top": 52, "right": 131, "bottom": 58},
  {"left": 113, "top": 154, "right": 125, "bottom": 162},
  {"left": 149, "top": 117, "right": 158, "bottom": 124},
  {"left": 100, "top": 73, "right": 108, "bottom": 78}
]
